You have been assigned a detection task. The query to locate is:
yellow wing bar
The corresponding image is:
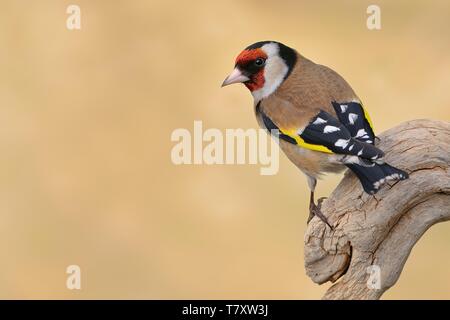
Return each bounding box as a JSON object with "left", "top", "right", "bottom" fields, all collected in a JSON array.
[
  {"left": 362, "top": 104, "right": 375, "bottom": 133},
  {"left": 283, "top": 129, "right": 334, "bottom": 154}
]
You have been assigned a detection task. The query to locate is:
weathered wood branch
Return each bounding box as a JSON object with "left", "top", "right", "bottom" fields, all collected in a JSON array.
[{"left": 304, "top": 119, "right": 450, "bottom": 300}]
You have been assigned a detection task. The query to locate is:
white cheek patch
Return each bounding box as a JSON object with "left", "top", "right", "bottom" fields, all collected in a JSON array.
[
  {"left": 251, "top": 43, "right": 289, "bottom": 102},
  {"left": 261, "top": 42, "right": 279, "bottom": 56}
]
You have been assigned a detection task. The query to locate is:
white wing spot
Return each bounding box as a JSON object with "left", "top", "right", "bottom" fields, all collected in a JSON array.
[
  {"left": 348, "top": 113, "right": 358, "bottom": 125},
  {"left": 373, "top": 173, "right": 402, "bottom": 190},
  {"left": 356, "top": 129, "right": 368, "bottom": 138},
  {"left": 313, "top": 117, "right": 327, "bottom": 125},
  {"left": 323, "top": 125, "right": 340, "bottom": 133},
  {"left": 358, "top": 149, "right": 363, "bottom": 156},
  {"left": 335, "top": 139, "right": 350, "bottom": 149},
  {"left": 349, "top": 144, "right": 354, "bottom": 151},
  {"left": 373, "top": 178, "right": 385, "bottom": 189},
  {"left": 340, "top": 105, "right": 348, "bottom": 113},
  {"left": 342, "top": 155, "right": 361, "bottom": 165}
]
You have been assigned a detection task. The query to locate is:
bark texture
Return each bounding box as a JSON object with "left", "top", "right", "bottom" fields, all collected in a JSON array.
[{"left": 304, "top": 119, "right": 450, "bottom": 300}]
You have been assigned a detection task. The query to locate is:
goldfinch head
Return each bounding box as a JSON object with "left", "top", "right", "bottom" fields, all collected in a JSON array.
[{"left": 222, "top": 41, "right": 297, "bottom": 101}]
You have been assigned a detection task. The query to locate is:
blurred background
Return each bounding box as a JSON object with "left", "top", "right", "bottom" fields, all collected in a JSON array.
[{"left": 0, "top": 0, "right": 449, "bottom": 299}]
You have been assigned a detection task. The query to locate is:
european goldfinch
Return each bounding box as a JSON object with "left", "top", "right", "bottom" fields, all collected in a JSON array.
[{"left": 222, "top": 41, "right": 409, "bottom": 228}]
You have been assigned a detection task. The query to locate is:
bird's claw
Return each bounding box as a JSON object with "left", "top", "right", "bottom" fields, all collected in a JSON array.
[
  {"left": 317, "top": 197, "right": 328, "bottom": 209},
  {"left": 307, "top": 206, "right": 315, "bottom": 224},
  {"left": 308, "top": 202, "right": 333, "bottom": 230}
]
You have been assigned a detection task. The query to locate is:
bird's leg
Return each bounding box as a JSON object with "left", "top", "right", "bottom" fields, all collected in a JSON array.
[
  {"left": 308, "top": 191, "right": 333, "bottom": 229},
  {"left": 307, "top": 192, "right": 315, "bottom": 224}
]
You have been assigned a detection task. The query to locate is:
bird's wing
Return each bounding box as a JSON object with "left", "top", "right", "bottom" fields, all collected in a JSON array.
[
  {"left": 331, "top": 101, "right": 376, "bottom": 145},
  {"left": 260, "top": 108, "right": 384, "bottom": 161}
]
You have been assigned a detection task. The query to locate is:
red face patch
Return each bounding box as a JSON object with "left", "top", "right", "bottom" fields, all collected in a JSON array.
[
  {"left": 244, "top": 70, "right": 264, "bottom": 91},
  {"left": 235, "top": 48, "right": 267, "bottom": 66},
  {"left": 235, "top": 49, "right": 268, "bottom": 92}
]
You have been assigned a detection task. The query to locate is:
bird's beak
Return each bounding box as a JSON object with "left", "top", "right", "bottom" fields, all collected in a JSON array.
[{"left": 221, "top": 68, "right": 250, "bottom": 87}]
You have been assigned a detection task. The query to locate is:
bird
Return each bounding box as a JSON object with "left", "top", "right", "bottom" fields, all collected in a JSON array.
[{"left": 221, "top": 41, "right": 409, "bottom": 229}]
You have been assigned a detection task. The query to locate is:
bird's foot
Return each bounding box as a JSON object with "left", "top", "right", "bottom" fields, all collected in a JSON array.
[
  {"left": 317, "top": 197, "right": 328, "bottom": 209},
  {"left": 308, "top": 201, "right": 333, "bottom": 229},
  {"left": 307, "top": 207, "right": 315, "bottom": 224}
]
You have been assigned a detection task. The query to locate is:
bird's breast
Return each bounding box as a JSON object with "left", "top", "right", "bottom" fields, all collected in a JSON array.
[{"left": 279, "top": 140, "right": 345, "bottom": 178}]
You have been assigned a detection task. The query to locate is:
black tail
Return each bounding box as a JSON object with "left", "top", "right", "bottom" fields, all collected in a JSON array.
[{"left": 346, "top": 163, "right": 409, "bottom": 194}]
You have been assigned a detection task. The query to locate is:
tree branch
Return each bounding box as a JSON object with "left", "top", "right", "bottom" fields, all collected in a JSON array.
[{"left": 304, "top": 119, "right": 450, "bottom": 300}]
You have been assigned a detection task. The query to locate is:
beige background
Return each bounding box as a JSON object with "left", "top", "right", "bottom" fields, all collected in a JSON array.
[{"left": 0, "top": 0, "right": 449, "bottom": 299}]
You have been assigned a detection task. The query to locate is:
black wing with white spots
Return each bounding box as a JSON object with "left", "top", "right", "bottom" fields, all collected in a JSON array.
[
  {"left": 332, "top": 101, "right": 375, "bottom": 145},
  {"left": 302, "top": 110, "right": 408, "bottom": 194},
  {"left": 256, "top": 105, "right": 408, "bottom": 194},
  {"left": 300, "top": 110, "right": 384, "bottom": 161}
]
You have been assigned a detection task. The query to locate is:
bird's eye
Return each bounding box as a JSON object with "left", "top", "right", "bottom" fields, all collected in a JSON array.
[{"left": 255, "top": 58, "right": 265, "bottom": 66}]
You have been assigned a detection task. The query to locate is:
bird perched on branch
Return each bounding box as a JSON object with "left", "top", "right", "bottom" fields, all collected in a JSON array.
[{"left": 222, "top": 41, "right": 409, "bottom": 228}]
